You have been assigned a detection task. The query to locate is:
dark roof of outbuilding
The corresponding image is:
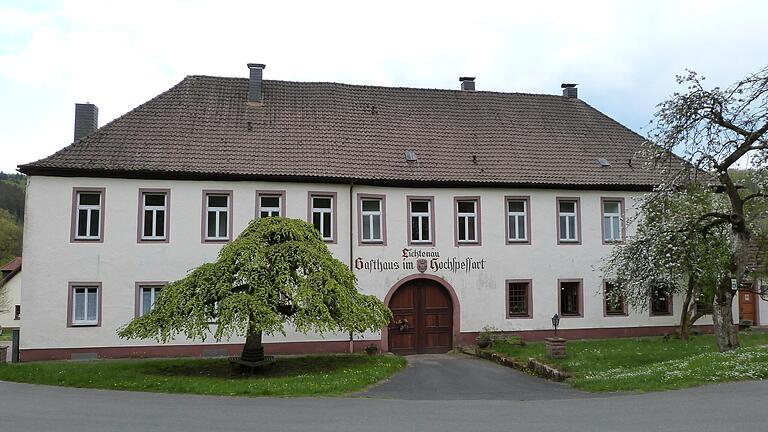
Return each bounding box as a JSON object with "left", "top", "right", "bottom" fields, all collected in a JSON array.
[
  {"left": 0, "top": 256, "right": 21, "bottom": 284},
  {"left": 19, "top": 75, "right": 679, "bottom": 189}
]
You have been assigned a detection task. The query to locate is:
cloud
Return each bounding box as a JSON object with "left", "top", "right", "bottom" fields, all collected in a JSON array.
[{"left": 1, "top": 0, "right": 767, "bottom": 172}]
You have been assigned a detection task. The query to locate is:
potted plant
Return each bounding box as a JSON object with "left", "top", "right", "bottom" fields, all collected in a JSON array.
[{"left": 364, "top": 344, "right": 379, "bottom": 355}]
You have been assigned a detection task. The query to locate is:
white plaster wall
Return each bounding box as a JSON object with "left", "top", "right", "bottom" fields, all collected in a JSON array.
[
  {"left": 22, "top": 175, "right": 724, "bottom": 351},
  {"left": 351, "top": 186, "right": 718, "bottom": 333},
  {"left": 0, "top": 272, "right": 21, "bottom": 330}
]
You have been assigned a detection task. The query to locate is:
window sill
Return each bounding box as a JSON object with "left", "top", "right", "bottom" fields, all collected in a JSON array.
[
  {"left": 360, "top": 241, "right": 385, "bottom": 245},
  {"left": 203, "top": 238, "right": 230, "bottom": 243},
  {"left": 559, "top": 314, "right": 583, "bottom": 318},
  {"left": 507, "top": 315, "right": 533, "bottom": 319},
  {"left": 72, "top": 238, "right": 102, "bottom": 242},
  {"left": 605, "top": 312, "right": 628, "bottom": 317},
  {"left": 70, "top": 323, "right": 99, "bottom": 327}
]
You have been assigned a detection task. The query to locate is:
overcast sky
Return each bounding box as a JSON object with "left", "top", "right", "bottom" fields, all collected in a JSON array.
[{"left": 1, "top": 0, "right": 766, "bottom": 173}]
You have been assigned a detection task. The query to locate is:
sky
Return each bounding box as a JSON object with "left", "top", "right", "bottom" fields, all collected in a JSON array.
[{"left": 1, "top": 0, "right": 767, "bottom": 173}]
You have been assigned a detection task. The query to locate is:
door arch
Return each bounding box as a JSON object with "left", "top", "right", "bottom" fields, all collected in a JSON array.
[{"left": 384, "top": 275, "right": 459, "bottom": 354}]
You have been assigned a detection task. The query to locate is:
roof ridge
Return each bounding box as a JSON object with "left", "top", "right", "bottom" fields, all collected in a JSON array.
[{"left": 185, "top": 74, "right": 570, "bottom": 99}]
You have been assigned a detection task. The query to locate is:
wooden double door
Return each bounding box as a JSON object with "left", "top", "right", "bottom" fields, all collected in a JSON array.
[{"left": 388, "top": 279, "right": 453, "bottom": 355}]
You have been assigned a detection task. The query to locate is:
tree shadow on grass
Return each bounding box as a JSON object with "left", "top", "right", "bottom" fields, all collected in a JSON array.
[{"left": 140, "top": 354, "right": 381, "bottom": 380}]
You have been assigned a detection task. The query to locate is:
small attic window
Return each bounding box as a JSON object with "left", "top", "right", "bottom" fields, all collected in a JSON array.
[
  {"left": 597, "top": 158, "right": 611, "bottom": 167},
  {"left": 405, "top": 151, "right": 417, "bottom": 162}
]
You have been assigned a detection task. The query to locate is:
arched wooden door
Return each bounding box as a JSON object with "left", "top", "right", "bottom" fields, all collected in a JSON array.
[{"left": 388, "top": 279, "right": 453, "bottom": 355}]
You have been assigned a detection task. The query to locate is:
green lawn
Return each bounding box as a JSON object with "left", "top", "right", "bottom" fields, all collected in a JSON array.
[
  {"left": 489, "top": 332, "right": 768, "bottom": 392},
  {"left": 0, "top": 354, "right": 406, "bottom": 397}
]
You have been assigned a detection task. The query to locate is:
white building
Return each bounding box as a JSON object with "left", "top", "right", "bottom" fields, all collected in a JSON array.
[
  {"left": 17, "top": 65, "right": 750, "bottom": 361},
  {"left": 0, "top": 257, "right": 22, "bottom": 333}
]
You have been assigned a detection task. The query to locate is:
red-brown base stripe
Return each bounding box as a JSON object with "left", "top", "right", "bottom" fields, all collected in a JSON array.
[{"left": 19, "top": 325, "right": 716, "bottom": 362}]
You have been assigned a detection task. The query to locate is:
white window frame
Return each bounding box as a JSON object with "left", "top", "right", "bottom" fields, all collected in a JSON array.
[
  {"left": 139, "top": 285, "right": 162, "bottom": 316},
  {"left": 558, "top": 199, "right": 579, "bottom": 243},
  {"left": 410, "top": 199, "right": 432, "bottom": 244},
  {"left": 259, "top": 194, "right": 282, "bottom": 218},
  {"left": 141, "top": 192, "right": 167, "bottom": 240},
  {"left": 602, "top": 199, "right": 623, "bottom": 243},
  {"left": 507, "top": 198, "right": 528, "bottom": 242},
  {"left": 312, "top": 195, "right": 334, "bottom": 241},
  {"left": 71, "top": 285, "right": 99, "bottom": 326},
  {"left": 361, "top": 198, "right": 383, "bottom": 243},
  {"left": 456, "top": 199, "right": 478, "bottom": 243},
  {"left": 75, "top": 191, "right": 102, "bottom": 240},
  {"left": 205, "top": 193, "right": 230, "bottom": 241}
]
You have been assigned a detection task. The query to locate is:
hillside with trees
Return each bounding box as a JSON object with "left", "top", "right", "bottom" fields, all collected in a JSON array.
[{"left": 0, "top": 172, "right": 25, "bottom": 264}]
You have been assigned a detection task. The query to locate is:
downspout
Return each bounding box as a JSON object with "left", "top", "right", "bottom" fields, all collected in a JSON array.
[{"left": 349, "top": 181, "right": 355, "bottom": 353}]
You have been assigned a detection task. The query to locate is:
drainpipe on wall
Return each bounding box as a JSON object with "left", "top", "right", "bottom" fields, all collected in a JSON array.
[{"left": 349, "top": 181, "right": 355, "bottom": 353}]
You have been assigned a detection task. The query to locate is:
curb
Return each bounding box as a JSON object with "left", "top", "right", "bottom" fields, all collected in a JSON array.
[{"left": 460, "top": 346, "right": 571, "bottom": 382}]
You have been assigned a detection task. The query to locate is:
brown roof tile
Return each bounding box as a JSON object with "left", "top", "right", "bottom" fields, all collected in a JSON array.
[{"left": 19, "top": 76, "right": 677, "bottom": 189}]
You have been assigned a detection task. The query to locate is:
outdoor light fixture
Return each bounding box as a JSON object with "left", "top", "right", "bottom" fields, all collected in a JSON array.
[{"left": 551, "top": 313, "right": 560, "bottom": 337}]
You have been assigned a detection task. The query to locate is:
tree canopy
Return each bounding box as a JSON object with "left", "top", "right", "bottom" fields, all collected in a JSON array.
[
  {"left": 644, "top": 65, "right": 768, "bottom": 351},
  {"left": 602, "top": 183, "right": 730, "bottom": 338},
  {"left": 118, "top": 217, "right": 391, "bottom": 345}
]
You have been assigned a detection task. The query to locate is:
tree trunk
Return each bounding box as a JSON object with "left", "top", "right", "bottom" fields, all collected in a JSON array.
[
  {"left": 680, "top": 287, "right": 693, "bottom": 341},
  {"left": 712, "top": 286, "right": 739, "bottom": 352},
  {"left": 240, "top": 330, "right": 265, "bottom": 362}
]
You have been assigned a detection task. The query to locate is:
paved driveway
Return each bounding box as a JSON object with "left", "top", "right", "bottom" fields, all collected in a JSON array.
[{"left": 358, "top": 353, "right": 591, "bottom": 400}]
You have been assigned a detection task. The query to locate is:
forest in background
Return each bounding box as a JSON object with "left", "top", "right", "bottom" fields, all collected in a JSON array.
[{"left": 0, "top": 172, "right": 25, "bottom": 265}]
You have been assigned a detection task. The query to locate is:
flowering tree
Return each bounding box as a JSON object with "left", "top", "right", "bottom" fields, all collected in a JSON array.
[
  {"left": 648, "top": 66, "right": 768, "bottom": 351},
  {"left": 602, "top": 183, "right": 730, "bottom": 340},
  {"left": 118, "top": 217, "right": 392, "bottom": 364}
]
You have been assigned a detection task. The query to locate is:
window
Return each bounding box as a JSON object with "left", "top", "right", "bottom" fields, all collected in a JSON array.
[
  {"left": 359, "top": 195, "right": 385, "bottom": 244},
  {"left": 695, "top": 297, "right": 713, "bottom": 315},
  {"left": 650, "top": 286, "right": 672, "bottom": 316},
  {"left": 559, "top": 280, "right": 582, "bottom": 317},
  {"left": 257, "top": 191, "right": 284, "bottom": 218},
  {"left": 69, "top": 283, "right": 100, "bottom": 326},
  {"left": 604, "top": 281, "right": 626, "bottom": 316},
  {"left": 139, "top": 189, "right": 169, "bottom": 242},
  {"left": 507, "top": 280, "right": 532, "bottom": 318},
  {"left": 506, "top": 197, "right": 530, "bottom": 243},
  {"left": 602, "top": 198, "right": 624, "bottom": 243},
  {"left": 408, "top": 197, "right": 434, "bottom": 245},
  {"left": 309, "top": 193, "right": 336, "bottom": 242},
  {"left": 138, "top": 285, "right": 163, "bottom": 317},
  {"left": 455, "top": 197, "right": 480, "bottom": 245},
  {"left": 203, "top": 191, "right": 232, "bottom": 242},
  {"left": 14, "top": 304, "right": 20, "bottom": 320},
  {"left": 557, "top": 198, "right": 580, "bottom": 244},
  {"left": 72, "top": 188, "right": 105, "bottom": 241}
]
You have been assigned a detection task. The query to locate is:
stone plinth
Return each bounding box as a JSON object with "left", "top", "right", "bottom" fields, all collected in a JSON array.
[{"left": 545, "top": 337, "right": 567, "bottom": 359}]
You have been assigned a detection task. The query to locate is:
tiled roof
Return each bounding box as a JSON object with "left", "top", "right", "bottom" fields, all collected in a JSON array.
[
  {"left": 20, "top": 76, "right": 679, "bottom": 189},
  {"left": 0, "top": 257, "right": 21, "bottom": 283}
]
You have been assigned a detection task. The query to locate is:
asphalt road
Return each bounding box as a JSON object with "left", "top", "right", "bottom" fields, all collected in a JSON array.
[{"left": 1, "top": 354, "right": 766, "bottom": 432}]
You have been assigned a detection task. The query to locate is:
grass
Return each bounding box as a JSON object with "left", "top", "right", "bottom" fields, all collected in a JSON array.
[
  {"left": 0, "top": 354, "right": 406, "bottom": 397},
  {"left": 489, "top": 332, "right": 768, "bottom": 392}
]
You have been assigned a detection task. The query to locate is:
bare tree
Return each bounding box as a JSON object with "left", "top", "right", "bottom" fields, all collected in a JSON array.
[{"left": 649, "top": 66, "right": 768, "bottom": 351}]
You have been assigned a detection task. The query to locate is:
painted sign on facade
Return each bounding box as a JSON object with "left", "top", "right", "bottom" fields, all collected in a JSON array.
[{"left": 354, "top": 248, "right": 487, "bottom": 274}]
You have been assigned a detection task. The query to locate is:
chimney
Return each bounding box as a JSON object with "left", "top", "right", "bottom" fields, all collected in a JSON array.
[
  {"left": 561, "top": 83, "right": 578, "bottom": 98},
  {"left": 247, "top": 63, "right": 266, "bottom": 103},
  {"left": 459, "top": 76, "right": 475, "bottom": 91},
  {"left": 74, "top": 103, "right": 98, "bottom": 141}
]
